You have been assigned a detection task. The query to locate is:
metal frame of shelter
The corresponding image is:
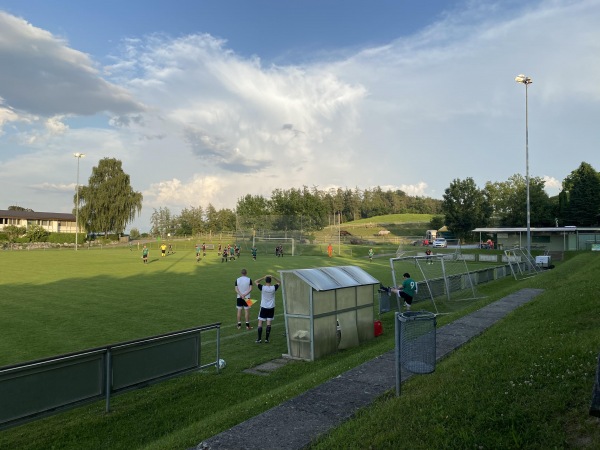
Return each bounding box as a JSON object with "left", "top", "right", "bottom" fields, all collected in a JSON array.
[{"left": 280, "top": 266, "right": 379, "bottom": 361}]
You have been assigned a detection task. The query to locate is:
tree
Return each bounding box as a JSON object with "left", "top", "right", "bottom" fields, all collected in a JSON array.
[
  {"left": 204, "top": 204, "right": 219, "bottom": 233},
  {"left": 8, "top": 206, "right": 34, "bottom": 212},
  {"left": 485, "top": 175, "right": 553, "bottom": 227},
  {"left": 236, "top": 194, "right": 272, "bottom": 231},
  {"left": 429, "top": 215, "right": 445, "bottom": 230},
  {"left": 177, "top": 206, "right": 205, "bottom": 236},
  {"left": 3, "top": 225, "right": 26, "bottom": 242},
  {"left": 150, "top": 207, "right": 174, "bottom": 237},
  {"left": 560, "top": 162, "right": 600, "bottom": 226},
  {"left": 442, "top": 178, "right": 492, "bottom": 240},
  {"left": 77, "top": 158, "right": 143, "bottom": 236},
  {"left": 129, "top": 228, "right": 141, "bottom": 240}
]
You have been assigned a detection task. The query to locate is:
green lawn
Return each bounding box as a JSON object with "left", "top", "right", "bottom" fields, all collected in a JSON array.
[{"left": 0, "top": 246, "right": 598, "bottom": 449}]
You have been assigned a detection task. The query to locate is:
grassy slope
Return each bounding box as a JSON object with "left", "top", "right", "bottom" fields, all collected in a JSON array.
[
  {"left": 314, "top": 213, "right": 433, "bottom": 242},
  {"left": 309, "top": 252, "right": 600, "bottom": 449}
]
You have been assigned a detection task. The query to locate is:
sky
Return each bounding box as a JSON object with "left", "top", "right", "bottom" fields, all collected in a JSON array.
[{"left": 1, "top": 0, "right": 599, "bottom": 232}]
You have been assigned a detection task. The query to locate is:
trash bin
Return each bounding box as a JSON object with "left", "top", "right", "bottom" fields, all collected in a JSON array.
[{"left": 397, "top": 311, "right": 436, "bottom": 374}]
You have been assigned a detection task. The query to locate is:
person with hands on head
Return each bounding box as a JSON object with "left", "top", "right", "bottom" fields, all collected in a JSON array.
[{"left": 254, "top": 274, "right": 280, "bottom": 343}]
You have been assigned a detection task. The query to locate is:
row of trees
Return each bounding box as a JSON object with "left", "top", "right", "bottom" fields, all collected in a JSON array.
[
  {"left": 149, "top": 186, "right": 443, "bottom": 236},
  {"left": 442, "top": 162, "right": 600, "bottom": 239},
  {"left": 8, "top": 158, "right": 598, "bottom": 239}
]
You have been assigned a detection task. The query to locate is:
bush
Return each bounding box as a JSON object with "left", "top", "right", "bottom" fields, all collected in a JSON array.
[
  {"left": 47, "top": 233, "right": 85, "bottom": 244},
  {"left": 26, "top": 225, "right": 49, "bottom": 242}
]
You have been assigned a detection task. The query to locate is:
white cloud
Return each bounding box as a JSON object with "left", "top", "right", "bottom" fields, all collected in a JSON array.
[
  {"left": 0, "top": 11, "right": 144, "bottom": 118},
  {"left": 1, "top": 1, "right": 600, "bottom": 232}
]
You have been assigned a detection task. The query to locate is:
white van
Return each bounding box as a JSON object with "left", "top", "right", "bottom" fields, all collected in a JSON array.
[{"left": 425, "top": 230, "right": 437, "bottom": 242}]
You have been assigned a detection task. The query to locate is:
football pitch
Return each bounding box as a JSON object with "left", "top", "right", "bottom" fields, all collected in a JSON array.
[
  {"left": 0, "top": 243, "right": 499, "bottom": 448},
  {"left": 0, "top": 244, "right": 397, "bottom": 367}
]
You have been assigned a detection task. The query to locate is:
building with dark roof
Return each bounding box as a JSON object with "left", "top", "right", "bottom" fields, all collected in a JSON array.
[{"left": 0, "top": 210, "right": 76, "bottom": 234}]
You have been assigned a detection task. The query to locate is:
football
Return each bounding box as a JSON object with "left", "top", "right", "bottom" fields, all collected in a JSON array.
[{"left": 218, "top": 358, "right": 226, "bottom": 369}]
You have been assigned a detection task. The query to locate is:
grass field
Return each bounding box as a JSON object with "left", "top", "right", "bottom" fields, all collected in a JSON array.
[{"left": 1, "top": 245, "right": 598, "bottom": 448}]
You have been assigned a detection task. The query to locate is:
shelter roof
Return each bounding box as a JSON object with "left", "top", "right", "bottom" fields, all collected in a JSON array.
[{"left": 281, "top": 265, "right": 379, "bottom": 291}]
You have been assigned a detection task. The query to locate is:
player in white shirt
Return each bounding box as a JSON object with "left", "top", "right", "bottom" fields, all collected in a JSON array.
[{"left": 254, "top": 274, "right": 280, "bottom": 343}]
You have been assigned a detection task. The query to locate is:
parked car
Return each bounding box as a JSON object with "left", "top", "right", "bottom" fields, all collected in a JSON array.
[{"left": 433, "top": 238, "right": 448, "bottom": 248}]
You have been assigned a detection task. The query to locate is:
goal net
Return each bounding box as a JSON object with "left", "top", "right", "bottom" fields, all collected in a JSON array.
[
  {"left": 382, "top": 252, "right": 483, "bottom": 315},
  {"left": 252, "top": 237, "right": 296, "bottom": 256},
  {"left": 503, "top": 247, "right": 542, "bottom": 280}
]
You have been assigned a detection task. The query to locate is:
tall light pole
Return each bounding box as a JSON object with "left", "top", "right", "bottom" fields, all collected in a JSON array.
[
  {"left": 515, "top": 74, "right": 532, "bottom": 256},
  {"left": 73, "top": 152, "right": 85, "bottom": 251}
]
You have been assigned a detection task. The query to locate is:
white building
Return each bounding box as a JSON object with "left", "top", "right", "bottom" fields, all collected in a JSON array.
[{"left": 0, "top": 210, "right": 77, "bottom": 234}]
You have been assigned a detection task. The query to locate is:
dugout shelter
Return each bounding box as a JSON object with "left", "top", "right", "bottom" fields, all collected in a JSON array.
[{"left": 280, "top": 266, "right": 379, "bottom": 361}]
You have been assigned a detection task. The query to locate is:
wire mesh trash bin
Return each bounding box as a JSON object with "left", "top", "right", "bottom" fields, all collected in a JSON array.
[{"left": 395, "top": 310, "right": 436, "bottom": 395}]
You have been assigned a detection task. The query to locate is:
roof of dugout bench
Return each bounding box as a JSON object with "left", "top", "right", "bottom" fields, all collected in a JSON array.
[{"left": 282, "top": 266, "right": 379, "bottom": 291}]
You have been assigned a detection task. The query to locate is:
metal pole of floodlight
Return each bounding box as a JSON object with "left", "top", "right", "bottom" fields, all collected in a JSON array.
[
  {"left": 515, "top": 74, "right": 532, "bottom": 256},
  {"left": 73, "top": 153, "right": 85, "bottom": 250}
]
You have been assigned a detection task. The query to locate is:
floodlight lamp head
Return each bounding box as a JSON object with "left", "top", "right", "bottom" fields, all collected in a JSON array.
[
  {"left": 73, "top": 152, "right": 86, "bottom": 158},
  {"left": 515, "top": 74, "right": 532, "bottom": 85}
]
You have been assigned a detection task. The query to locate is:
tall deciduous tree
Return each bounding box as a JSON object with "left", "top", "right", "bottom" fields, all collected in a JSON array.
[
  {"left": 442, "top": 178, "right": 492, "bottom": 240},
  {"left": 485, "top": 175, "right": 553, "bottom": 227},
  {"left": 561, "top": 162, "right": 600, "bottom": 226},
  {"left": 77, "top": 158, "right": 143, "bottom": 236},
  {"left": 178, "top": 206, "right": 205, "bottom": 236},
  {"left": 150, "top": 207, "right": 174, "bottom": 237}
]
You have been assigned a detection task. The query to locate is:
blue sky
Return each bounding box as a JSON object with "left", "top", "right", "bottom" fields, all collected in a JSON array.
[{"left": 1, "top": 0, "right": 599, "bottom": 232}]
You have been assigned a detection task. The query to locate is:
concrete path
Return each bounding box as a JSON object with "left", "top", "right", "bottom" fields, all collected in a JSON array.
[{"left": 194, "top": 288, "right": 544, "bottom": 450}]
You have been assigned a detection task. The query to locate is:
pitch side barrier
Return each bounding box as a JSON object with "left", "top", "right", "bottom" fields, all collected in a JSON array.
[{"left": 0, "top": 323, "right": 221, "bottom": 431}]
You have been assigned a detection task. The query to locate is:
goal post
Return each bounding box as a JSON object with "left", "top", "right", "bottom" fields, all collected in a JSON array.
[
  {"left": 252, "top": 237, "right": 295, "bottom": 256},
  {"left": 385, "top": 253, "right": 483, "bottom": 315}
]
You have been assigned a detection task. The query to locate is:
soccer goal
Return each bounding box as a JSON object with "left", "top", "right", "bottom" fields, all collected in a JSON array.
[
  {"left": 252, "top": 237, "right": 295, "bottom": 256},
  {"left": 384, "top": 252, "right": 483, "bottom": 315},
  {"left": 504, "top": 247, "right": 542, "bottom": 280}
]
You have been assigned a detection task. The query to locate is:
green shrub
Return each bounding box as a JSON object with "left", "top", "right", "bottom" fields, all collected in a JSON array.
[{"left": 26, "top": 225, "right": 49, "bottom": 242}]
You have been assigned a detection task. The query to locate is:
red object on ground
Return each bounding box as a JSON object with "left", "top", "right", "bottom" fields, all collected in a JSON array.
[{"left": 374, "top": 320, "right": 383, "bottom": 337}]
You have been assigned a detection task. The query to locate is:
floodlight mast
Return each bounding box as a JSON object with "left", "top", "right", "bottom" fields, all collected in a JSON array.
[
  {"left": 74, "top": 153, "right": 85, "bottom": 251},
  {"left": 515, "top": 74, "right": 532, "bottom": 256}
]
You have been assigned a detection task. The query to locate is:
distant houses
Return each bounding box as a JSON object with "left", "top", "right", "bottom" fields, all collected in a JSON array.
[{"left": 0, "top": 210, "right": 76, "bottom": 234}]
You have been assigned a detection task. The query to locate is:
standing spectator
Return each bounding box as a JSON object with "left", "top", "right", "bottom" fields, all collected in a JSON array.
[
  {"left": 142, "top": 244, "right": 149, "bottom": 264},
  {"left": 425, "top": 248, "right": 433, "bottom": 264},
  {"left": 254, "top": 274, "right": 280, "bottom": 343},
  {"left": 327, "top": 243, "right": 333, "bottom": 258},
  {"left": 235, "top": 269, "right": 253, "bottom": 330}
]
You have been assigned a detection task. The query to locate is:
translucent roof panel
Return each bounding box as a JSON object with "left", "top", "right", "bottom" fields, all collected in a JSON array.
[{"left": 286, "top": 266, "right": 379, "bottom": 291}]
